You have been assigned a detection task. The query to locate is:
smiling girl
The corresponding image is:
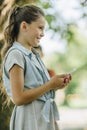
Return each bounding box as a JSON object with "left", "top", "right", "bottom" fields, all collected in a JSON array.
[{"left": 2, "top": 4, "right": 71, "bottom": 130}]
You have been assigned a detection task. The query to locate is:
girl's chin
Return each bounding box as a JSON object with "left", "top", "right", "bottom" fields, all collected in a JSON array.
[
  {"left": 36, "top": 39, "right": 40, "bottom": 43},
  {"left": 33, "top": 43, "right": 39, "bottom": 47},
  {"left": 35, "top": 41, "right": 40, "bottom": 46}
]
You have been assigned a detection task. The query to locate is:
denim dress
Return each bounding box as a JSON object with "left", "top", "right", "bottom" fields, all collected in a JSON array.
[{"left": 3, "top": 42, "right": 59, "bottom": 130}]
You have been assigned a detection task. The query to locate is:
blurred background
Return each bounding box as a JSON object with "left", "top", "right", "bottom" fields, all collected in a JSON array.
[{"left": 0, "top": 0, "right": 87, "bottom": 130}]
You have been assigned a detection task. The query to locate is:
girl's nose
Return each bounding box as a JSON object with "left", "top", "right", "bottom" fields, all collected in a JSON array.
[{"left": 41, "top": 31, "right": 44, "bottom": 37}]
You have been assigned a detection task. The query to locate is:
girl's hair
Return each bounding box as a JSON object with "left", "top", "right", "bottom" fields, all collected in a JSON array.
[
  {"left": 1, "top": 4, "right": 45, "bottom": 107},
  {"left": 1, "top": 4, "right": 45, "bottom": 58},
  {"left": 0, "top": 69, "right": 11, "bottom": 107}
]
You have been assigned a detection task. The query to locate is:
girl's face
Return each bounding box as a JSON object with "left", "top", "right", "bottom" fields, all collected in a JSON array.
[{"left": 25, "top": 16, "right": 46, "bottom": 48}]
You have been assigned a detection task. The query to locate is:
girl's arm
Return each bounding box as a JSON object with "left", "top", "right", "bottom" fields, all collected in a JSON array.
[{"left": 9, "top": 64, "right": 69, "bottom": 106}]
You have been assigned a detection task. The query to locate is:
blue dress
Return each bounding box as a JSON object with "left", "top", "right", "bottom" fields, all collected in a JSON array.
[{"left": 3, "top": 42, "right": 59, "bottom": 130}]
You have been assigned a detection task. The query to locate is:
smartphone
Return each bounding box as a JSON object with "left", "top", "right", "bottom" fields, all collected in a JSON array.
[
  {"left": 67, "top": 68, "right": 77, "bottom": 75},
  {"left": 64, "top": 68, "right": 77, "bottom": 83}
]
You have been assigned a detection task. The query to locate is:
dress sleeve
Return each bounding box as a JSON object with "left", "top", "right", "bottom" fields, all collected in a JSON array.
[{"left": 5, "top": 49, "right": 25, "bottom": 73}]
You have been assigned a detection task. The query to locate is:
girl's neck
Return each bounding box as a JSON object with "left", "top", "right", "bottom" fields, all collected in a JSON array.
[{"left": 16, "top": 38, "right": 32, "bottom": 51}]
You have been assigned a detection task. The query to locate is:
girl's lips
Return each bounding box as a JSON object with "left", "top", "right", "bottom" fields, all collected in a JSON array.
[{"left": 36, "top": 38, "right": 41, "bottom": 42}]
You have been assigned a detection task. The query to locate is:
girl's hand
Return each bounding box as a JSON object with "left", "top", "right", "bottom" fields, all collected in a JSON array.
[
  {"left": 59, "top": 74, "right": 72, "bottom": 90},
  {"left": 49, "top": 74, "right": 72, "bottom": 91},
  {"left": 64, "top": 74, "right": 72, "bottom": 84}
]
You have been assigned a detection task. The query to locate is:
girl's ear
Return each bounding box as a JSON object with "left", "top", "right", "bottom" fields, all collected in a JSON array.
[{"left": 20, "top": 21, "right": 28, "bottom": 32}]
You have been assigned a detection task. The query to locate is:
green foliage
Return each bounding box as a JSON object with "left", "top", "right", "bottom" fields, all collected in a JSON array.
[
  {"left": 41, "top": 2, "right": 50, "bottom": 9},
  {"left": 46, "top": 15, "right": 55, "bottom": 28}
]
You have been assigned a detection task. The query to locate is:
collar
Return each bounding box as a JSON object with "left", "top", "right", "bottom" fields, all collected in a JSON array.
[{"left": 13, "top": 42, "right": 40, "bottom": 59}]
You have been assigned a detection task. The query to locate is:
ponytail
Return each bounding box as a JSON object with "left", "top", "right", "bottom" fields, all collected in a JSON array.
[
  {"left": 1, "top": 5, "right": 21, "bottom": 58},
  {"left": 1, "top": 5, "right": 21, "bottom": 106},
  {"left": 0, "top": 69, "right": 11, "bottom": 107}
]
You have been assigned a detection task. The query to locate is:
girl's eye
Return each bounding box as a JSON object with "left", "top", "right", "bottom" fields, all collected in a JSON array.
[{"left": 39, "top": 27, "right": 44, "bottom": 30}]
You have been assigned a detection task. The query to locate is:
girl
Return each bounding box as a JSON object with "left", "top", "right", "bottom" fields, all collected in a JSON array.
[{"left": 2, "top": 4, "right": 71, "bottom": 130}]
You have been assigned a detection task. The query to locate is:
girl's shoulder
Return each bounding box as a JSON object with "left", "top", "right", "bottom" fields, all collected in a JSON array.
[
  {"left": 4, "top": 47, "right": 25, "bottom": 73},
  {"left": 6, "top": 47, "right": 24, "bottom": 58}
]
